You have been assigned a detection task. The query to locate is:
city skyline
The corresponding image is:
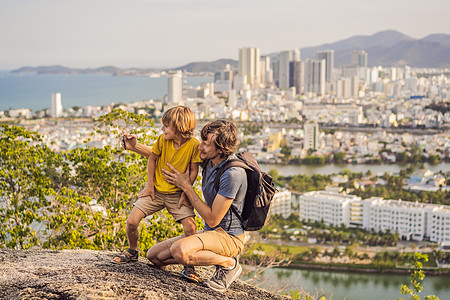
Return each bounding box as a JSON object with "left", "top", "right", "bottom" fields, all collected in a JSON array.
[{"left": 1, "top": 0, "right": 449, "bottom": 70}]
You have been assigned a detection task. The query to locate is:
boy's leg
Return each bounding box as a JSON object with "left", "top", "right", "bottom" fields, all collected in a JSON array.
[
  {"left": 180, "top": 216, "right": 197, "bottom": 236},
  {"left": 112, "top": 207, "right": 145, "bottom": 263},
  {"left": 126, "top": 206, "right": 146, "bottom": 250}
]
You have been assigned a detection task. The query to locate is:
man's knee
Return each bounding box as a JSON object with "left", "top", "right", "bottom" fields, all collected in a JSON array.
[{"left": 170, "top": 242, "right": 191, "bottom": 265}]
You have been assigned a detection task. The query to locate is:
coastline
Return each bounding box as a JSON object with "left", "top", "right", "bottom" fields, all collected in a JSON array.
[{"left": 279, "top": 261, "right": 450, "bottom": 276}]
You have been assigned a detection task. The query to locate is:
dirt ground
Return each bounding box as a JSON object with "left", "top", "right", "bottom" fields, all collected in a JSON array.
[{"left": 0, "top": 249, "right": 288, "bottom": 300}]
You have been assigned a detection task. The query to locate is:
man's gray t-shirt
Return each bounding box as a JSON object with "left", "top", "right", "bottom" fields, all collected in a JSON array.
[{"left": 202, "top": 157, "right": 247, "bottom": 236}]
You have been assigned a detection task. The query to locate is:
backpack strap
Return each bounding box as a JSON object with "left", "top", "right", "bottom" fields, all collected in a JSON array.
[{"left": 213, "top": 158, "right": 250, "bottom": 228}]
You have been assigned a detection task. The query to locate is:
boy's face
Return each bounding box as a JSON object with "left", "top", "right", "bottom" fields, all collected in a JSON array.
[
  {"left": 161, "top": 123, "right": 177, "bottom": 140},
  {"left": 199, "top": 133, "right": 222, "bottom": 161}
]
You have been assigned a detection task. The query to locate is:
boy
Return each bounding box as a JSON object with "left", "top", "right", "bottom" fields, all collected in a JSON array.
[{"left": 113, "top": 106, "right": 202, "bottom": 282}]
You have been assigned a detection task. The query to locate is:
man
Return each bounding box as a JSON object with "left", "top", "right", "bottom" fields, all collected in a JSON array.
[{"left": 126, "top": 120, "right": 247, "bottom": 292}]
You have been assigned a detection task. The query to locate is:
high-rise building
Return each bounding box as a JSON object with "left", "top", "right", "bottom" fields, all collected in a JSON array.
[
  {"left": 278, "top": 50, "right": 292, "bottom": 90},
  {"left": 51, "top": 93, "right": 63, "bottom": 118},
  {"left": 315, "top": 50, "right": 334, "bottom": 83},
  {"left": 260, "top": 55, "right": 273, "bottom": 85},
  {"left": 304, "top": 120, "right": 319, "bottom": 150},
  {"left": 289, "top": 61, "right": 305, "bottom": 95},
  {"left": 351, "top": 50, "right": 368, "bottom": 68},
  {"left": 304, "top": 59, "right": 325, "bottom": 96},
  {"left": 167, "top": 70, "right": 182, "bottom": 103},
  {"left": 238, "top": 47, "right": 261, "bottom": 89}
]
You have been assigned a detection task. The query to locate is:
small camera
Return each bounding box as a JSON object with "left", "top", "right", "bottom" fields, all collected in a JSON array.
[{"left": 122, "top": 135, "right": 127, "bottom": 150}]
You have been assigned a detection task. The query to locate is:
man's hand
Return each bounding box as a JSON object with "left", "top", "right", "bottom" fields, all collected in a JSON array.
[
  {"left": 178, "top": 192, "right": 194, "bottom": 209},
  {"left": 139, "top": 182, "right": 155, "bottom": 200},
  {"left": 162, "top": 163, "right": 191, "bottom": 191},
  {"left": 122, "top": 132, "right": 137, "bottom": 151}
]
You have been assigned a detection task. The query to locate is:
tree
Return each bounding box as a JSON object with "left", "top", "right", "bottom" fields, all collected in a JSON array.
[
  {"left": 1, "top": 109, "right": 202, "bottom": 252},
  {"left": 399, "top": 253, "right": 440, "bottom": 300},
  {"left": 0, "top": 125, "right": 68, "bottom": 249}
]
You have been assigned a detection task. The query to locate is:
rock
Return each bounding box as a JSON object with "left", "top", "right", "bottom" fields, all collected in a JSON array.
[{"left": 0, "top": 249, "right": 288, "bottom": 300}]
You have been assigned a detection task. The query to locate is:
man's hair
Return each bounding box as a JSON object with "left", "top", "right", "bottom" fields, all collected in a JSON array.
[
  {"left": 201, "top": 120, "right": 238, "bottom": 158},
  {"left": 161, "top": 106, "right": 196, "bottom": 139}
]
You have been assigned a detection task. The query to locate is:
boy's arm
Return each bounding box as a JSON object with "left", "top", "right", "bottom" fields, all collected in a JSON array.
[
  {"left": 178, "top": 162, "right": 199, "bottom": 209},
  {"left": 123, "top": 133, "right": 153, "bottom": 158},
  {"left": 188, "top": 162, "right": 199, "bottom": 185},
  {"left": 139, "top": 152, "right": 159, "bottom": 199}
]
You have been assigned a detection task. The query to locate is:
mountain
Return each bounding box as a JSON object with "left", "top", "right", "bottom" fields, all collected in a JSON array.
[
  {"left": 422, "top": 34, "right": 450, "bottom": 47},
  {"left": 11, "top": 65, "right": 161, "bottom": 75},
  {"left": 171, "top": 58, "right": 238, "bottom": 73},
  {"left": 300, "top": 30, "right": 450, "bottom": 68}
]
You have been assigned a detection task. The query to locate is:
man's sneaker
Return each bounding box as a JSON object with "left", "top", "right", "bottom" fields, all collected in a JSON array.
[
  {"left": 180, "top": 266, "right": 201, "bottom": 283},
  {"left": 204, "top": 257, "right": 242, "bottom": 292}
]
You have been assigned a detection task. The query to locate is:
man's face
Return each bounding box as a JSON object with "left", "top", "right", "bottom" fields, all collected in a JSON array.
[{"left": 199, "top": 133, "right": 222, "bottom": 161}]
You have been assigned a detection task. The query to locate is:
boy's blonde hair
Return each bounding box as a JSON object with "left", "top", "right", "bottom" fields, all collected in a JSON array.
[{"left": 161, "top": 106, "right": 196, "bottom": 139}]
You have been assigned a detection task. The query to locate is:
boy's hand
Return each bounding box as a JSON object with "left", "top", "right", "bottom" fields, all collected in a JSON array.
[
  {"left": 139, "top": 183, "right": 155, "bottom": 200},
  {"left": 122, "top": 132, "right": 137, "bottom": 151},
  {"left": 178, "top": 192, "right": 193, "bottom": 209}
]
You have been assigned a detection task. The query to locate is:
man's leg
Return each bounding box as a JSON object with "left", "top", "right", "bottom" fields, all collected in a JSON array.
[
  {"left": 178, "top": 216, "right": 200, "bottom": 281},
  {"left": 170, "top": 235, "right": 235, "bottom": 268},
  {"left": 170, "top": 229, "right": 244, "bottom": 292},
  {"left": 146, "top": 234, "right": 186, "bottom": 267}
]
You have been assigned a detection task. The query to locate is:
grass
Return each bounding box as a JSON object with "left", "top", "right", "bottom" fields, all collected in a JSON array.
[{"left": 248, "top": 242, "right": 310, "bottom": 256}]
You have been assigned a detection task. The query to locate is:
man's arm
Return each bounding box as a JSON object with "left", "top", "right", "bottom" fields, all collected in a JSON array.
[{"left": 163, "top": 163, "right": 233, "bottom": 227}]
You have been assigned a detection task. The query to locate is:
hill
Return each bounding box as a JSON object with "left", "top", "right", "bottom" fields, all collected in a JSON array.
[
  {"left": 0, "top": 249, "right": 287, "bottom": 300},
  {"left": 171, "top": 58, "right": 238, "bottom": 73},
  {"left": 300, "top": 30, "right": 450, "bottom": 68}
]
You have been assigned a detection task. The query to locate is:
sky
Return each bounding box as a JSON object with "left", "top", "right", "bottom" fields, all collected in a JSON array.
[{"left": 1, "top": 0, "right": 449, "bottom": 70}]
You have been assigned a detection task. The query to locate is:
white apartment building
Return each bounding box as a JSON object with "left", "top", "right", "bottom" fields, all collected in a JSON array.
[
  {"left": 303, "top": 121, "right": 319, "bottom": 150},
  {"left": 298, "top": 191, "right": 450, "bottom": 242},
  {"left": 299, "top": 191, "right": 361, "bottom": 226},
  {"left": 428, "top": 206, "right": 450, "bottom": 243},
  {"left": 362, "top": 197, "right": 427, "bottom": 241},
  {"left": 270, "top": 189, "right": 291, "bottom": 218}
]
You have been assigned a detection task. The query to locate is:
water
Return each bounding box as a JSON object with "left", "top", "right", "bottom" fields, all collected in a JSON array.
[
  {"left": 259, "top": 162, "right": 450, "bottom": 176},
  {"left": 0, "top": 71, "right": 212, "bottom": 111},
  {"left": 244, "top": 267, "right": 450, "bottom": 300}
]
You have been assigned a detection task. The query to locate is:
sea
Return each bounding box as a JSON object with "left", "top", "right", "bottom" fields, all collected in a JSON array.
[{"left": 0, "top": 70, "right": 213, "bottom": 112}]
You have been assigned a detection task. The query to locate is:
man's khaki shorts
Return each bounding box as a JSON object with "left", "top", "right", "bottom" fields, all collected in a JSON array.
[
  {"left": 133, "top": 190, "right": 195, "bottom": 222},
  {"left": 165, "top": 227, "right": 245, "bottom": 258}
]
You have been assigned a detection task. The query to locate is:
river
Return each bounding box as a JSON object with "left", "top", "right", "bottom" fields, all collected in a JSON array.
[
  {"left": 243, "top": 266, "right": 450, "bottom": 300},
  {"left": 259, "top": 162, "right": 450, "bottom": 176}
]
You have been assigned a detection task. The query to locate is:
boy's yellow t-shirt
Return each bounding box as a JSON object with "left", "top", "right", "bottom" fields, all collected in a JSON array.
[{"left": 151, "top": 134, "right": 202, "bottom": 194}]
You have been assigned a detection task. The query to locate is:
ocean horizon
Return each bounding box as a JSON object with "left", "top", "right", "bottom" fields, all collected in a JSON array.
[{"left": 0, "top": 71, "right": 212, "bottom": 112}]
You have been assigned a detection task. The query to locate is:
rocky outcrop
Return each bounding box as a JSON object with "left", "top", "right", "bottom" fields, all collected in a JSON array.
[{"left": 0, "top": 249, "right": 287, "bottom": 300}]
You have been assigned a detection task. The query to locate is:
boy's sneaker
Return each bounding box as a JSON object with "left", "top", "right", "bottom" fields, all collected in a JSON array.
[
  {"left": 180, "top": 266, "right": 200, "bottom": 283},
  {"left": 204, "top": 257, "right": 242, "bottom": 292}
]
